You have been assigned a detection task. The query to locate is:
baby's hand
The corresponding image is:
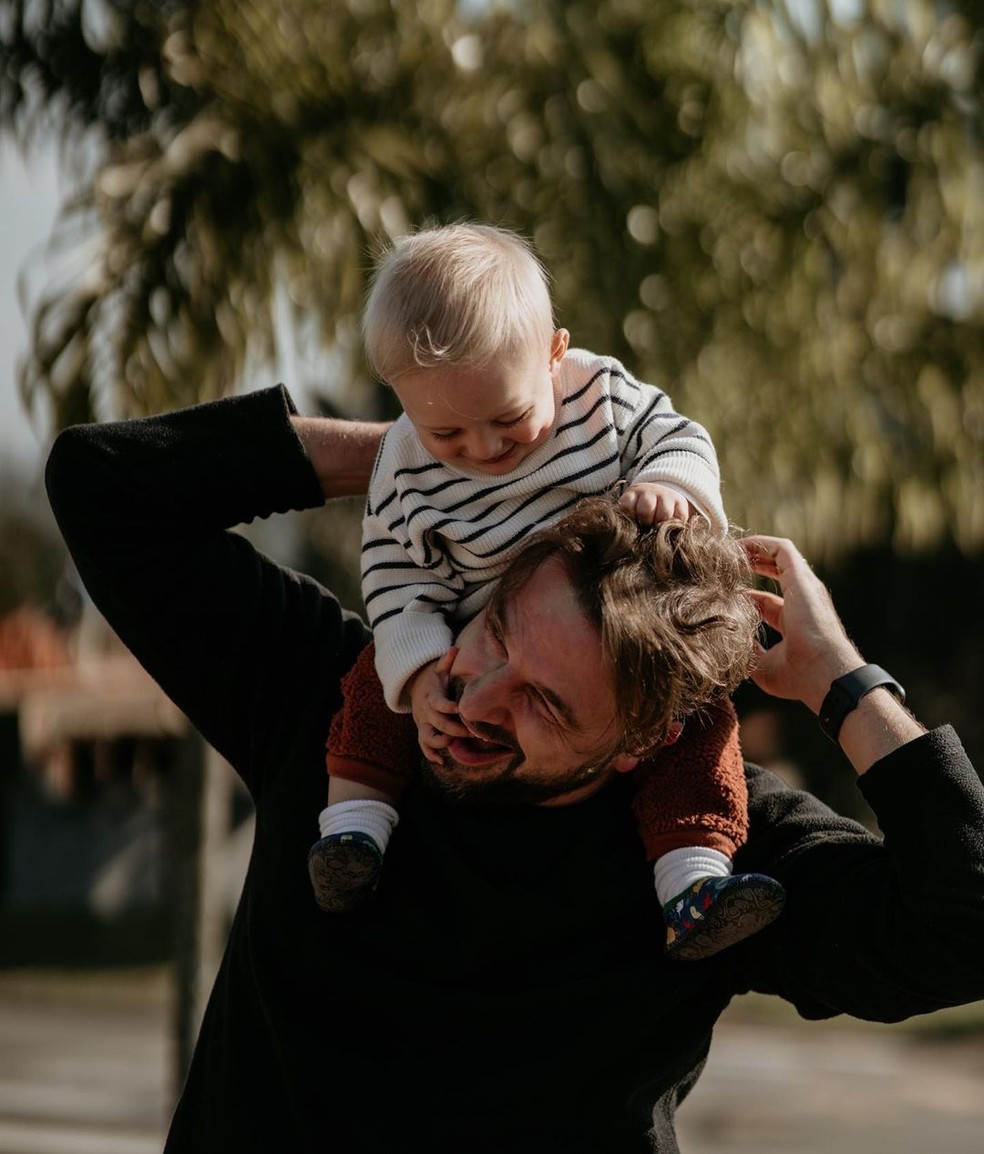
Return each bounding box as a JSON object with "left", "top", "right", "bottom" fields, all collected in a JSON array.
[
  {"left": 407, "top": 650, "right": 469, "bottom": 762},
  {"left": 619, "top": 482, "right": 694, "bottom": 526}
]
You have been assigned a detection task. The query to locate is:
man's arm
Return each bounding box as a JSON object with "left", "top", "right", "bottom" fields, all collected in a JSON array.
[
  {"left": 45, "top": 386, "right": 373, "bottom": 799},
  {"left": 744, "top": 534, "right": 924, "bottom": 771},
  {"left": 737, "top": 534, "right": 984, "bottom": 1020},
  {"left": 290, "top": 415, "right": 389, "bottom": 499}
]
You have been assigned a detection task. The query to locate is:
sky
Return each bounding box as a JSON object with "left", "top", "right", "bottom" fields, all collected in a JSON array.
[{"left": 0, "top": 136, "right": 63, "bottom": 477}]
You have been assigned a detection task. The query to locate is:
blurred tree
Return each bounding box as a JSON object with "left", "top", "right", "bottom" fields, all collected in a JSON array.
[
  {"left": 447, "top": 0, "right": 984, "bottom": 797},
  {"left": 3, "top": 0, "right": 982, "bottom": 561},
  {"left": 4, "top": 0, "right": 984, "bottom": 799},
  {"left": 455, "top": 0, "right": 984, "bottom": 562},
  {"left": 1, "top": 0, "right": 477, "bottom": 430}
]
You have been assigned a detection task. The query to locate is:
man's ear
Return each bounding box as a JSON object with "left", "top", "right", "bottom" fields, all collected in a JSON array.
[
  {"left": 662, "top": 720, "right": 684, "bottom": 747},
  {"left": 612, "top": 721, "right": 684, "bottom": 774},
  {"left": 611, "top": 752, "right": 640, "bottom": 775}
]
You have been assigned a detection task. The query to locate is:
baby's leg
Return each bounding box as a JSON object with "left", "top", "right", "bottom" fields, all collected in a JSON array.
[
  {"left": 657, "top": 853, "right": 786, "bottom": 961},
  {"left": 310, "top": 790, "right": 400, "bottom": 914},
  {"left": 327, "top": 776, "right": 397, "bottom": 807},
  {"left": 308, "top": 643, "right": 416, "bottom": 913},
  {"left": 320, "top": 764, "right": 400, "bottom": 856},
  {"left": 633, "top": 699, "right": 785, "bottom": 960}
]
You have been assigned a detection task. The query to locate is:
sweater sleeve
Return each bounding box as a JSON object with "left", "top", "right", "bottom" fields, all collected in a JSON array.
[
  {"left": 360, "top": 428, "right": 463, "bottom": 710},
  {"left": 734, "top": 726, "right": 984, "bottom": 1021},
  {"left": 607, "top": 361, "right": 727, "bottom": 531},
  {"left": 45, "top": 385, "right": 371, "bottom": 801},
  {"left": 361, "top": 501, "right": 459, "bottom": 710}
]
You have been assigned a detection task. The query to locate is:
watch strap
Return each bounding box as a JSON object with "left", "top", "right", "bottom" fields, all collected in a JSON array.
[{"left": 818, "top": 664, "right": 906, "bottom": 743}]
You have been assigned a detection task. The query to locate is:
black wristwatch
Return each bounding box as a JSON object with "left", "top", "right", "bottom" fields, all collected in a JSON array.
[{"left": 818, "top": 664, "right": 906, "bottom": 743}]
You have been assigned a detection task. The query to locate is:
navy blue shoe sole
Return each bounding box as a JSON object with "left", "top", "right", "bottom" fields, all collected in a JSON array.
[{"left": 666, "top": 875, "right": 786, "bottom": 961}]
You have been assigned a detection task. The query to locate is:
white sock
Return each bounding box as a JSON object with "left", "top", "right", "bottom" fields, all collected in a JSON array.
[
  {"left": 318, "top": 799, "right": 399, "bottom": 855},
  {"left": 653, "top": 846, "right": 732, "bottom": 906}
]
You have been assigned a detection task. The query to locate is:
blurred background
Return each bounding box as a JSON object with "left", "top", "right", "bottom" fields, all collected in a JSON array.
[{"left": 1, "top": 0, "right": 982, "bottom": 1150}]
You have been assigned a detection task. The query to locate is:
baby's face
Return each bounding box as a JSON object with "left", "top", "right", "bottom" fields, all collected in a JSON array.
[{"left": 392, "top": 330, "right": 568, "bottom": 475}]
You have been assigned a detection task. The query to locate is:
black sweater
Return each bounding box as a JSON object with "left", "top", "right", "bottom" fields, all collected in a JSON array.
[{"left": 45, "top": 386, "right": 984, "bottom": 1153}]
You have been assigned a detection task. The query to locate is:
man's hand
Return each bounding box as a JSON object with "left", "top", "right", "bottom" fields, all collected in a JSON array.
[
  {"left": 743, "top": 534, "right": 923, "bottom": 771},
  {"left": 618, "top": 482, "right": 693, "bottom": 526},
  {"left": 407, "top": 650, "right": 470, "bottom": 762},
  {"left": 742, "top": 535, "right": 862, "bottom": 714}
]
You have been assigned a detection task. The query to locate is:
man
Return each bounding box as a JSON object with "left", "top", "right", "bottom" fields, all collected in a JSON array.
[{"left": 46, "top": 385, "right": 984, "bottom": 1154}]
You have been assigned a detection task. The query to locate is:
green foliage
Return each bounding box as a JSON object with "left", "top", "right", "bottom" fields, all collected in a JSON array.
[
  {"left": 2, "top": 0, "right": 468, "bottom": 426},
  {"left": 2, "top": 0, "right": 983, "bottom": 560},
  {"left": 459, "top": 1, "right": 984, "bottom": 560}
]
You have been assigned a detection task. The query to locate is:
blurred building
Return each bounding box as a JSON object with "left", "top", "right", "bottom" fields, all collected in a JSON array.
[{"left": 0, "top": 603, "right": 251, "bottom": 968}]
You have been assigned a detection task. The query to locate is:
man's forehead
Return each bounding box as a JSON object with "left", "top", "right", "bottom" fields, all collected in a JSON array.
[{"left": 503, "top": 559, "right": 611, "bottom": 734}]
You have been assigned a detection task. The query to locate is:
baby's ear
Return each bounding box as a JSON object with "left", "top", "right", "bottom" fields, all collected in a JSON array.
[{"left": 550, "top": 328, "right": 570, "bottom": 366}]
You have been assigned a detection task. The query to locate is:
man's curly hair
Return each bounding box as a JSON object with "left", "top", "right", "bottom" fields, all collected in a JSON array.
[{"left": 487, "top": 497, "right": 759, "bottom": 758}]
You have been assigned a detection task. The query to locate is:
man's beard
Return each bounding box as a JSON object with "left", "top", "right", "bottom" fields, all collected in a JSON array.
[{"left": 417, "top": 686, "right": 609, "bottom": 807}]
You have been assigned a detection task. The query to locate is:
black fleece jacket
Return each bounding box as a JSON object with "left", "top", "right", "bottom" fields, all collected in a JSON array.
[{"left": 45, "top": 385, "right": 984, "bottom": 1154}]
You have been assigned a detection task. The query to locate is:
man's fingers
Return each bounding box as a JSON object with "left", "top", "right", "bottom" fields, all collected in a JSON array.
[
  {"left": 747, "top": 588, "right": 784, "bottom": 631},
  {"left": 741, "top": 535, "right": 795, "bottom": 580},
  {"left": 742, "top": 534, "right": 788, "bottom": 557}
]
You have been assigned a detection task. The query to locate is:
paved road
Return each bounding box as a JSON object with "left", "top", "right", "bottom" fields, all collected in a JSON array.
[
  {"left": 1, "top": 971, "right": 982, "bottom": 1153},
  {"left": 677, "top": 1017, "right": 984, "bottom": 1154},
  {"left": 0, "top": 972, "right": 168, "bottom": 1154}
]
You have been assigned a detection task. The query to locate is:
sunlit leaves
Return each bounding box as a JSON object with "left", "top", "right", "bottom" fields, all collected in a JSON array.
[
  {"left": 460, "top": 0, "right": 984, "bottom": 559},
  {"left": 2, "top": 0, "right": 467, "bottom": 426},
  {"left": 2, "top": 0, "right": 982, "bottom": 557}
]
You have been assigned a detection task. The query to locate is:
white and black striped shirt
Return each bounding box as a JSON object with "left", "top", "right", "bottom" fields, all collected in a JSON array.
[{"left": 362, "top": 348, "right": 726, "bottom": 709}]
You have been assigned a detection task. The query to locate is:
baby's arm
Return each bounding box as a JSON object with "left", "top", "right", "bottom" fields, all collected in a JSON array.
[
  {"left": 361, "top": 437, "right": 470, "bottom": 757},
  {"left": 362, "top": 473, "right": 465, "bottom": 712},
  {"left": 611, "top": 364, "right": 727, "bottom": 530}
]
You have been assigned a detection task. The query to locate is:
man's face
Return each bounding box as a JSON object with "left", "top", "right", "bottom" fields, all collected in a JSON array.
[{"left": 422, "top": 558, "right": 639, "bottom": 807}]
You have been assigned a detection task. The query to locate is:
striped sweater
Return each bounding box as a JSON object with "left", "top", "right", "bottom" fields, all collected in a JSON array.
[{"left": 362, "top": 348, "right": 727, "bottom": 710}]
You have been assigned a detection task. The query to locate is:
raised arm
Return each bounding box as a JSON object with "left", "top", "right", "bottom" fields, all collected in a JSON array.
[
  {"left": 45, "top": 386, "right": 374, "bottom": 799},
  {"left": 743, "top": 534, "right": 924, "bottom": 771},
  {"left": 290, "top": 415, "right": 389, "bottom": 499},
  {"left": 737, "top": 534, "right": 984, "bottom": 1020}
]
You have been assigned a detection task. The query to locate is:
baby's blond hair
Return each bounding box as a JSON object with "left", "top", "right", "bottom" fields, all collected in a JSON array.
[{"left": 362, "top": 223, "right": 555, "bottom": 383}]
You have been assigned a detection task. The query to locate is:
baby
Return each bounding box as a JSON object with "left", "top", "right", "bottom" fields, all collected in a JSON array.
[{"left": 307, "top": 223, "right": 784, "bottom": 959}]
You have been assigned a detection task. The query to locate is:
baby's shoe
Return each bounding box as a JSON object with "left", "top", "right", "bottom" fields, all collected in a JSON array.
[
  {"left": 307, "top": 831, "right": 383, "bottom": 913},
  {"left": 664, "top": 873, "right": 786, "bottom": 961}
]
